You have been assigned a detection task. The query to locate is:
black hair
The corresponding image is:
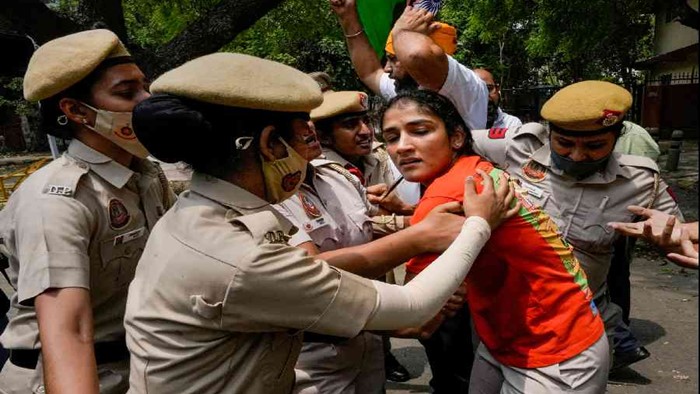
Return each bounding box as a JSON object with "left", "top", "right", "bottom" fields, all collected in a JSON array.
[
  {"left": 378, "top": 89, "right": 474, "bottom": 156},
  {"left": 133, "top": 93, "right": 302, "bottom": 176},
  {"left": 38, "top": 56, "right": 135, "bottom": 139}
]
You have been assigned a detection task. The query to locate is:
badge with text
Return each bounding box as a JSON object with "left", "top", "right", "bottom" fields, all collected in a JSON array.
[
  {"left": 114, "top": 227, "right": 146, "bottom": 246},
  {"left": 299, "top": 193, "right": 322, "bottom": 219},
  {"left": 108, "top": 198, "right": 131, "bottom": 229},
  {"left": 303, "top": 217, "right": 328, "bottom": 233},
  {"left": 521, "top": 160, "right": 547, "bottom": 183}
]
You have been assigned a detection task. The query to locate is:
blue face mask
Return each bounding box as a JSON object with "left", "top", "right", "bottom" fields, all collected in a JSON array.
[{"left": 550, "top": 150, "right": 611, "bottom": 179}]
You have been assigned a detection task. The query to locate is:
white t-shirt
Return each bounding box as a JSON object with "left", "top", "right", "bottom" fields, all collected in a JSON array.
[
  {"left": 378, "top": 55, "right": 489, "bottom": 132},
  {"left": 492, "top": 108, "right": 522, "bottom": 129}
]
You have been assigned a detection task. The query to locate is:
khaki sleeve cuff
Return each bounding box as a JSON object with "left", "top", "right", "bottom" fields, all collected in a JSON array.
[
  {"left": 18, "top": 252, "right": 90, "bottom": 305},
  {"left": 305, "top": 268, "right": 378, "bottom": 338}
]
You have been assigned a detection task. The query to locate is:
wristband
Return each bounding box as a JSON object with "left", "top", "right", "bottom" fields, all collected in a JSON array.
[{"left": 344, "top": 29, "right": 364, "bottom": 38}]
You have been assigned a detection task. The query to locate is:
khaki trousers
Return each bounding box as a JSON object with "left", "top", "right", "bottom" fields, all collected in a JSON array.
[
  {"left": 294, "top": 332, "right": 385, "bottom": 394},
  {"left": 469, "top": 333, "right": 609, "bottom": 394}
]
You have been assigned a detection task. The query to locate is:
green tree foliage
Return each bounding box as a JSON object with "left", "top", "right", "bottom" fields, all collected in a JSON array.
[{"left": 439, "top": 0, "right": 655, "bottom": 89}]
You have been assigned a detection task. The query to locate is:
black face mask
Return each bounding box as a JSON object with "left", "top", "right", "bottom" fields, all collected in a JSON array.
[{"left": 550, "top": 150, "right": 611, "bottom": 179}]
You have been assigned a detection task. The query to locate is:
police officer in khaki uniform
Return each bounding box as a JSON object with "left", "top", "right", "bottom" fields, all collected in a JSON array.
[
  {"left": 0, "top": 30, "right": 173, "bottom": 394},
  {"left": 276, "top": 91, "right": 405, "bottom": 394},
  {"left": 470, "top": 80, "right": 683, "bottom": 371},
  {"left": 125, "top": 52, "right": 512, "bottom": 394}
]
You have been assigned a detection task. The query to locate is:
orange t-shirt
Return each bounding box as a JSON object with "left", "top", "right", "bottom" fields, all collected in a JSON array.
[{"left": 407, "top": 156, "right": 604, "bottom": 368}]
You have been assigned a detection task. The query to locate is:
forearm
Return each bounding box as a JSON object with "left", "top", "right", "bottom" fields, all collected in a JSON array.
[
  {"left": 336, "top": 13, "right": 383, "bottom": 93},
  {"left": 319, "top": 223, "right": 426, "bottom": 279},
  {"left": 371, "top": 214, "right": 410, "bottom": 238},
  {"left": 363, "top": 217, "right": 490, "bottom": 330},
  {"left": 392, "top": 30, "right": 447, "bottom": 91}
]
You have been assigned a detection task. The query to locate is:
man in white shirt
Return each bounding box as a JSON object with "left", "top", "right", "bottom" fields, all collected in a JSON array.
[
  {"left": 330, "top": 0, "right": 489, "bottom": 132},
  {"left": 473, "top": 68, "right": 522, "bottom": 129}
]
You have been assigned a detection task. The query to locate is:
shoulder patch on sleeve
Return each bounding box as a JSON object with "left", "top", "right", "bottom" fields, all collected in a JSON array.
[
  {"left": 488, "top": 127, "right": 508, "bottom": 139},
  {"left": 232, "top": 211, "right": 290, "bottom": 245},
  {"left": 42, "top": 157, "right": 89, "bottom": 197},
  {"left": 513, "top": 122, "right": 548, "bottom": 144},
  {"left": 617, "top": 153, "right": 660, "bottom": 173}
]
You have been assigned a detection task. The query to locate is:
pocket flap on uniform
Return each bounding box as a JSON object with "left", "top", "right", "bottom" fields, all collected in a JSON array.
[{"left": 190, "top": 294, "right": 222, "bottom": 320}]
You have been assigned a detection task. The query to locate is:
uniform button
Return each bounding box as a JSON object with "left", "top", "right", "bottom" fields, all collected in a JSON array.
[{"left": 77, "top": 162, "right": 88, "bottom": 170}]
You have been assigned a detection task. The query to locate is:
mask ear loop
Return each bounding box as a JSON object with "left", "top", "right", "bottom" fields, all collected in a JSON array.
[{"left": 235, "top": 136, "right": 254, "bottom": 150}]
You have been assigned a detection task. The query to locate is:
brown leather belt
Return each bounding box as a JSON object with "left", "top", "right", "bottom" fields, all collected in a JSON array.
[{"left": 10, "top": 339, "right": 129, "bottom": 369}]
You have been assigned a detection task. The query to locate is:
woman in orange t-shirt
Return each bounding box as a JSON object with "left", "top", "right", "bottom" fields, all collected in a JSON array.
[{"left": 379, "top": 90, "right": 608, "bottom": 393}]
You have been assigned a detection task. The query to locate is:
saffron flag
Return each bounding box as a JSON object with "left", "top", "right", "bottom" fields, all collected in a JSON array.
[{"left": 356, "top": 0, "right": 444, "bottom": 58}]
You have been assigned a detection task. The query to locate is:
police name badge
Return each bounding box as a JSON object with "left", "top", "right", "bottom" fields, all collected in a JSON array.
[
  {"left": 114, "top": 227, "right": 146, "bottom": 246},
  {"left": 303, "top": 217, "right": 328, "bottom": 233}
]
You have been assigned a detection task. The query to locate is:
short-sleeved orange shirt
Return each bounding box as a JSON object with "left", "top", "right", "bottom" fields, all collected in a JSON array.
[{"left": 407, "top": 156, "right": 603, "bottom": 368}]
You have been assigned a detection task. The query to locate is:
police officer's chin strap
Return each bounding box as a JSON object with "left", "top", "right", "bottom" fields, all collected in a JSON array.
[{"left": 363, "top": 216, "right": 491, "bottom": 330}]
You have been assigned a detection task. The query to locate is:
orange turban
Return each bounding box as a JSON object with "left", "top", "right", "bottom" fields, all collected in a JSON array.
[{"left": 385, "top": 22, "right": 457, "bottom": 56}]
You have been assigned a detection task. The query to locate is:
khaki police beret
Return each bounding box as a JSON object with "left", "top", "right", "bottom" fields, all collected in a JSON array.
[
  {"left": 150, "top": 53, "right": 322, "bottom": 113},
  {"left": 24, "top": 29, "right": 131, "bottom": 101},
  {"left": 541, "top": 80, "right": 632, "bottom": 132},
  {"left": 310, "top": 91, "right": 369, "bottom": 122},
  {"left": 386, "top": 22, "right": 457, "bottom": 56}
]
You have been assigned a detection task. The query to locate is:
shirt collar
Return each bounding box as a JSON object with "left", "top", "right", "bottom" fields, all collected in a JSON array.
[
  {"left": 67, "top": 139, "right": 135, "bottom": 188},
  {"left": 189, "top": 171, "right": 269, "bottom": 212}
]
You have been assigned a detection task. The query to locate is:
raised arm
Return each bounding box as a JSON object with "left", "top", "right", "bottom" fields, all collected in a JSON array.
[
  {"left": 391, "top": 6, "right": 449, "bottom": 91},
  {"left": 330, "top": 0, "right": 385, "bottom": 93}
]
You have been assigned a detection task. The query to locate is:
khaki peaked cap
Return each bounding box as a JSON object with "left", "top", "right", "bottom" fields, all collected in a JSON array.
[
  {"left": 541, "top": 80, "right": 633, "bottom": 132},
  {"left": 150, "top": 53, "right": 323, "bottom": 113},
  {"left": 310, "top": 91, "right": 369, "bottom": 122},
  {"left": 24, "top": 29, "right": 131, "bottom": 101}
]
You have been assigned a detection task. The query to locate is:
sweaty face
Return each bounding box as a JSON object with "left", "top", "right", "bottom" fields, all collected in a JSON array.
[
  {"left": 549, "top": 130, "right": 617, "bottom": 162},
  {"left": 288, "top": 120, "right": 322, "bottom": 161},
  {"left": 82, "top": 63, "right": 150, "bottom": 122},
  {"left": 329, "top": 114, "right": 373, "bottom": 159},
  {"left": 382, "top": 101, "right": 465, "bottom": 185}
]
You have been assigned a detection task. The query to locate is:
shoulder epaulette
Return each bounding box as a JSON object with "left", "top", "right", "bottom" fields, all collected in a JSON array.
[
  {"left": 513, "top": 122, "right": 548, "bottom": 144},
  {"left": 617, "top": 154, "right": 660, "bottom": 173},
  {"left": 231, "top": 211, "right": 290, "bottom": 245},
  {"left": 42, "top": 156, "right": 89, "bottom": 197}
]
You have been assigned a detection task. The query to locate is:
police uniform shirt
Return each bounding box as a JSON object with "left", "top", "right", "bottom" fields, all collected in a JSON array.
[
  {"left": 0, "top": 139, "right": 172, "bottom": 350},
  {"left": 321, "top": 146, "right": 393, "bottom": 188},
  {"left": 123, "top": 172, "right": 378, "bottom": 394},
  {"left": 614, "top": 121, "right": 660, "bottom": 161},
  {"left": 471, "top": 123, "right": 682, "bottom": 292},
  {"left": 274, "top": 164, "right": 372, "bottom": 252}
]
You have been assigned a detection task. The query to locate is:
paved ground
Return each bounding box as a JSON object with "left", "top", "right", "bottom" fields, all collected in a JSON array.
[{"left": 387, "top": 141, "right": 699, "bottom": 394}]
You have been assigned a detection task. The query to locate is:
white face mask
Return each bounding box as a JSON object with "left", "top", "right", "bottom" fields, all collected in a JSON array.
[
  {"left": 81, "top": 102, "right": 150, "bottom": 159},
  {"left": 261, "top": 138, "right": 308, "bottom": 203}
]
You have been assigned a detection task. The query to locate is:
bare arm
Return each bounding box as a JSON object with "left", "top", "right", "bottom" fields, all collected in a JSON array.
[
  {"left": 330, "top": 0, "right": 385, "bottom": 93},
  {"left": 391, "top": 6, "right": 449, "bottom": 91},
  {"left": 36, "top": 288, "right": 99, "bottom": 394}
]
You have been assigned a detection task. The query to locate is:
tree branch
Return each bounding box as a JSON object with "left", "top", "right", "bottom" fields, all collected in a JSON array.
[
  {"left": 77, "top": 0, "right": 128, "bottom": 40},
  {"left": 1, "top": 0, "right": 83, "bottom": 44},
  {"left": 137, "top": 0, "right": 285, "bottom": 77}
]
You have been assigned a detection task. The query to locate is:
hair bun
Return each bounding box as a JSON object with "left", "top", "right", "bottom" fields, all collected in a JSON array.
[{"left": 133, "top": 94, "right": 211, "bottom": 163}]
